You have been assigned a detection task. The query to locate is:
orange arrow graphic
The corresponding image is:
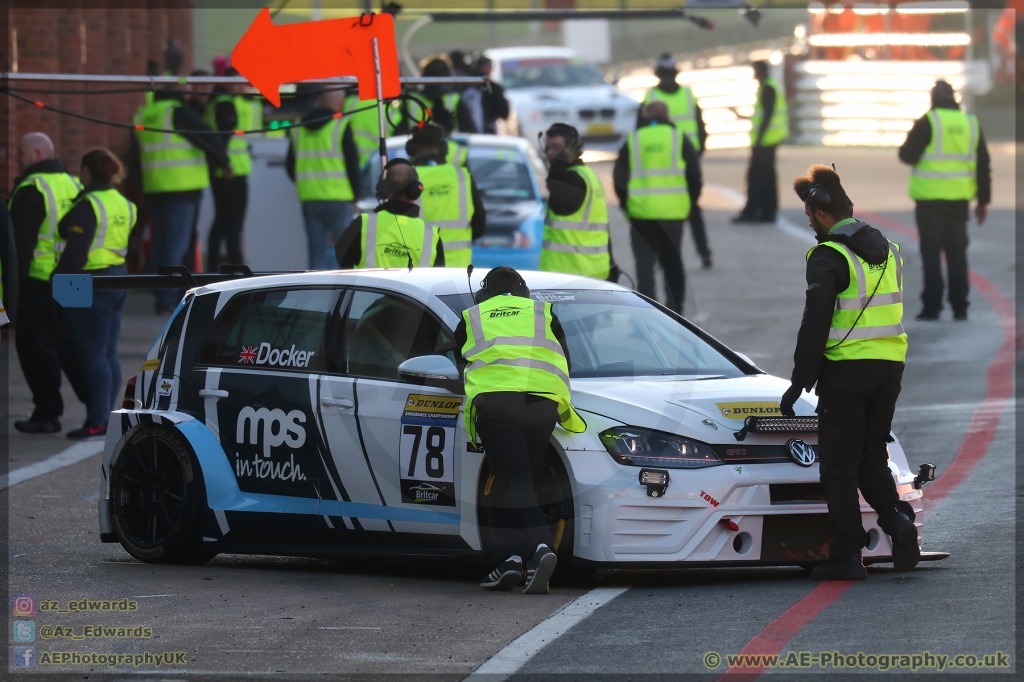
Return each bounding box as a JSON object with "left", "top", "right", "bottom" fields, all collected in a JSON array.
[{"left": 231, "top": 9, "right": 400, "bottom": 108}]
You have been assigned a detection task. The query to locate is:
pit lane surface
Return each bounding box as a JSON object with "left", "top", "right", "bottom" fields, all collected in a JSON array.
[{"left": 6, "top": 147, "right": 1015, "bottom": 678}]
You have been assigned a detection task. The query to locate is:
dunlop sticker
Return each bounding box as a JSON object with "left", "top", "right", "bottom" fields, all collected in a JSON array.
[
  {"left": 141, "top": 358, "right": 161, "bottom": 372},
  {"left": 715, "top": 401, "right": 782, "bottom": 420}
]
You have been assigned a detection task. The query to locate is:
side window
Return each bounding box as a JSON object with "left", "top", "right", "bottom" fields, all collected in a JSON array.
[
  {"left": 198, "top": 289, "right": 340, "bottom": 372},
  {"left": 342, "top": 290, "right": 454, "bottom": 380}
]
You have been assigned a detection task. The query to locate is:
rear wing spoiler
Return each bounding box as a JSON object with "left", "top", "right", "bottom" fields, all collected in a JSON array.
[{"left": 52, "top": 266, "right": 298, "bottom": 308}]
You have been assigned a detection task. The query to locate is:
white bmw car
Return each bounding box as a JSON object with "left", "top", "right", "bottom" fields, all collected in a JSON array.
[
  {"left": 97, "top": 269, "right": 940, "bottom": 573},
  {"left": 485, "top": 47, "right": 640, "bottom": 147}
]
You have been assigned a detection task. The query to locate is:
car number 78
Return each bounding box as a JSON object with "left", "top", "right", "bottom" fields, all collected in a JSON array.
[{"left": 402, "top": 425, "right": 446, "bottom": 478}]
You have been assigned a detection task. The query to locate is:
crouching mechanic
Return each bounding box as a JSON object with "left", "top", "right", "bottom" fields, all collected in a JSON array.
[
  {"left": 455, "top": 266, "right": 586, "bottom": 593},
  {"left": 781, "top": 165, "right": 918, "bottom": 580},
  {"left": 335, "top": 159, "right": 444, "bottom": 268}
]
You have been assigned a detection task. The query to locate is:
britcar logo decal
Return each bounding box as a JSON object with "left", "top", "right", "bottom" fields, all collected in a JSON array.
[
  {"left": 488, "top": 307, "right": 521, "bottom": 318},
  {"left": 699, "top": 490, "right": 720, "bottom": 507},
  {"left": 241, "top": 343, "right": 316, "bottom": 368}
]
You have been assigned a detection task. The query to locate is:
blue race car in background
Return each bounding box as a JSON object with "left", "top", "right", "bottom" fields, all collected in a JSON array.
[{"left": 357, "top": 134, "right": 547, "bottom": 270}]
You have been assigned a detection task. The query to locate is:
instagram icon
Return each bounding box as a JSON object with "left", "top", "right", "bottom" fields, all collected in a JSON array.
[{"left": 12, "top": 595, "right": 35, "bottom": 617}]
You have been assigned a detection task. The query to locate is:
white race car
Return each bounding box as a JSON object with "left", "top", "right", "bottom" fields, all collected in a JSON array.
[
  {"left": 97, "top": 269, "right": 940, "bottom": 573},
  {"left": 485, "top": 47, "right": 640, "bottom": 147}
]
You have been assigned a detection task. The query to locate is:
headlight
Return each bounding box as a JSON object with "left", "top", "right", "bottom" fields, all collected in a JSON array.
[{"left": 599, "top": 427, "right": 721, "bottom": 469}]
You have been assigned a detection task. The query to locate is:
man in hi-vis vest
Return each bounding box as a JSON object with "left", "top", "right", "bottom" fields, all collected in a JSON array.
[
  {"left": 898, "top": 79, "right": 991, "bottom": 321},
  {"left": 334, "top": 159, "right": 445, "bottom": 269},
  {"left": 613, "top": 101, "right": 702, "bottom": 315},
  {"left": 781, "top": 165, "right": 918, "bottom": 581},
  {"left": 733, "top": 61, "right": 788, "bottom": 224},
  {"left": 455, "top": 267, "right": 585, "bottom": 594}
]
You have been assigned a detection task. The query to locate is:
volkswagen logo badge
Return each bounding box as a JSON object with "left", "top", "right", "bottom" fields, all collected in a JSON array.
[{"left": 786, "top": 438, "right": 816, "bottom": 467}]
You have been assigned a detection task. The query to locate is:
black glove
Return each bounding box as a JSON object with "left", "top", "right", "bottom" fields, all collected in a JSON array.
[{"left": 780, "top": 383, "right": 803, "bottom": 418}]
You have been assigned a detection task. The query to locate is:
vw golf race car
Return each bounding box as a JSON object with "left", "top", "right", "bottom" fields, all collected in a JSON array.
[{"left": 98, "top": 269, "right": 939, "bottom": 572}]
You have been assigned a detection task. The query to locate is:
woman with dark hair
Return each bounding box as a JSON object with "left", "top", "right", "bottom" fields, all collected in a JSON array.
[{"left": 55, "top": 149, "right": 137, "bottom": 439}]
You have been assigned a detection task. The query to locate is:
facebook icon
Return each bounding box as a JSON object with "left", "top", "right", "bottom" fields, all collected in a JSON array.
[{"left": 14, "top": 646, "right": 35, "bottom": 668}]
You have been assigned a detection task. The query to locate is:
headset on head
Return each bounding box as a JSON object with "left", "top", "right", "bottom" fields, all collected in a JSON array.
[
  {"left": 473, "top": 268, "right": 532, "bottom": 304},
  {"left": 806, "top": 183, "right": 831, "bottom": 212},
  {"left": 538, "top": 124, "right": 583, "bottom": 164},
  {"left": 375, "top": 158, "right": 424, "bottom": 202}
]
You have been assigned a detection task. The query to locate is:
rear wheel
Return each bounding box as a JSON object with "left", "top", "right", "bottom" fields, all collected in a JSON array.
[{"left": 109, "top": 425, "right": 215, "bottom": 564}]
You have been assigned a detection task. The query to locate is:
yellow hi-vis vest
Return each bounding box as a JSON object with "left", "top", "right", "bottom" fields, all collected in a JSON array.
[
  {"left": 540, "top": 165, "right": 610, "bottom": 279},
  {"left": 809, "top": 224, "right": 907, "bottom": 363},
  {"left": 136, "top": 100, "right": 210, "bottom": 193},
  {"left": 442, "top": 92, "right": 462, "bottom": 131},
  {"left": 205, "top": 94, "right": 253, "bottom": 178},
  {"left": 345, "top": 94, "right": 389, "bottom": 169},
  {"left": 417, "top": 164, "right": 475, "bottom": 268},
  {"left": 356, "top": 212, "right": 440, "bottom": 269},
  {"left": 76, "top": 188, "right": 137, "bottom": 270},
  {"left": 751, "top": 77, "right": 789, "bottom": 147},
  {"left": 644, "top": 85, "right": 701, "bottom": 152},
  {"left": 626, "top": 124, "right": 691, "bottom": 221},
  {"left": 291, "top": 118, "right": 354, "bottom": 202},
  {"left": 9, "top": 172, "right": 83, "bottom": 281},
  {"left": 909, "top": 108, "right": 979, "bottom": 202},
  {"left": 447, "top": 140, "right": 469, "bottom": 167},
  {"left": 461, "top": 295, "right": 586, "bottom": 444}
]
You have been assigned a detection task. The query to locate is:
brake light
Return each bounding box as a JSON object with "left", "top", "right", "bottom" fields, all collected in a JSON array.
[
  {"left": 122, "top": 376, "right": 137, "bottom": 409},
  {"left": 513, "top": 231, "right": 533, "bottom": 248}
]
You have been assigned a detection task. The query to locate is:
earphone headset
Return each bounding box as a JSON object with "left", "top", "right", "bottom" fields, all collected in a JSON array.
[
  {"left": 537, "top": 124, "right": 583, "bottom": 164},
  {"left": 375, "top": 157, "right": 424, "bottom": 202},
  {"left": 473, "top": 268, "right": 532, "bottom": 304}
]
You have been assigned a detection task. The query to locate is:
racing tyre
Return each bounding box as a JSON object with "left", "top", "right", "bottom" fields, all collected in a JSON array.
[{"left": 109, "top": 424, "right": 216, "bottom": 564}]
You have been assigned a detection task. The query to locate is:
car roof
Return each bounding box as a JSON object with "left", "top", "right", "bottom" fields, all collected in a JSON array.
[
  {"left": 485, "top": 47, "right": 578, "bottom": 61},
  {"left": 384, "top": 133, "right": 531, "bottom": 152},
  {"left": 193, "top": 268, "right": 627, "bottom": 301}
]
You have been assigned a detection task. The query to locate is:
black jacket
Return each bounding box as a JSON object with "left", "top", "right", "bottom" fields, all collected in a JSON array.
[
  {"left": 126, "top": 91, "right": 230, "bottom": 203},
  {"left": 635, "top": 80, "right": 708, "bottom": 153},
  {"left": 53, "top": 183, "right": 128, "bottom": 275},
  {"left": 790, "top": 219, "right": 894, "bottom": 390},
  {"left": 613, "top": 122, "right": 703, "bottom": 210},
  {"left": 335, "top": 202, "right": 446, "bottom": 269},
  {"left": 0, "top": 198, "right": 17, "bottom": 325},
  {"left": 753, "top": 80, "right": 776, "bottom": 148},
  {"left": 453, "top": 304, "right": 571, "bottom": 371},
  {"left": 412, "top": 154, "right": 487, "bottom": 240},
  {"left": 9, "top": 159, "right": 72, "bottom": 285},
  {"left": 481, "top": 82, "right": 510, "bottom": 134},
  {"left": 898, "top": 100, "right": 991, "bottom": 206},
  {"left": 285, "top": 107, "right": 362, "bottom": 192}
]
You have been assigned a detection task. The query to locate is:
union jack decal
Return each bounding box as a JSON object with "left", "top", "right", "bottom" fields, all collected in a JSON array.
[{"left": 238, "top": 346, "right": 258, "bottom": 364}]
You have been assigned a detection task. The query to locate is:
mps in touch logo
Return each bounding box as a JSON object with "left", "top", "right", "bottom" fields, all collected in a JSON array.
[
  {"left": 13, "top": 646, "right": 35, "bottom": 668},
  {"left": 13, "top": 620, "right": 35, "bottom": 642},
  {"left": 12, "top": 595, "right": 35, "bottom": 617}
]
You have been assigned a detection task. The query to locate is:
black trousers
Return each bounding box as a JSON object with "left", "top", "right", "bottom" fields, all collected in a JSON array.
[
  {"left": 207, "top": 176, "right": 249, "bottom": 272},
  {"left": 15, "top": 280, "right": 89, "bottom": 421},
  {"left": 688, "top": 199, "right": 711, "bottom": 262},
  {"left": 474, "top": 392, "right": 558, "bottom": 562},
  {"left": 630, "top": 219, "right": 686, "bottom": 315},
  {"left": 816, "top": 359, "right": 911, "bottom": 558},
  {"left": 914, "top": 200, "right": 969, "bottom": 316},
  {"left": 740, "top": 145, "right": 779, "bottom": 222}
]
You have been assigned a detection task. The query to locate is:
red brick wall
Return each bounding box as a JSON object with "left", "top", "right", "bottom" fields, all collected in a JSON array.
[{"left": 3, "top": 4, "right": 194, "bottom": 195}]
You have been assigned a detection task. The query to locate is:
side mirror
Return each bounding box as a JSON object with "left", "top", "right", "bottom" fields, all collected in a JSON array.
[{"left": 397, "top": 355, "right": 462, "bottom": 392}]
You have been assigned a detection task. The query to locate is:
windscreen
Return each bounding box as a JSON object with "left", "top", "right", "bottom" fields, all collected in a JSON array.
[
  {"left": 440, "top": 290, "right": 747, "bottom": 379},
  {"left": 467, "top": 147, "right": 538, "bottom": 202},
  {"left": 501, "top": 59, "right": 608, "bottom": 89}
]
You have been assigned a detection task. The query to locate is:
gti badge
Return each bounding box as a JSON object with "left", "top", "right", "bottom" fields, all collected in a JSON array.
[{"left": 786, "top": 438, "right": 816, "bottom": 467}]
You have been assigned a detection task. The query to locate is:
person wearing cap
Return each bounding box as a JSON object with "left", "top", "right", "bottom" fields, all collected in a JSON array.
[
  {"left": 898, "top": 79, "right": 991, "bottom": 322},
  {"left": 406, "top": 124, "right": 486, "bottom": 268},
  {"left": 641, "top": 53, "right": 711, "bottom": 268},
  {"left": 780, "top": 164, "right": 917, "bottom": 580},
  {"left": 733, "top": 61, "right": 788, "bottom": 224},
  {"left": 333, "top": 159, "right": 445, "bottom": 269},
  {"left": 454, "top": 266, "right": 585, "bottom": 593},
  {"left": 614, "top": 101, "right": 702, "bottom": 315}
]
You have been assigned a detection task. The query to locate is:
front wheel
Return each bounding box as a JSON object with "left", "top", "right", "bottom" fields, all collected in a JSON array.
[{"left": 109, "top": 425, "right": 215, "bottom": 564}]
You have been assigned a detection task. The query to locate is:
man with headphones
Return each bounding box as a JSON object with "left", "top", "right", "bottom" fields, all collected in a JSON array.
[
  {"left": 782, "top": 164, "right": 918, "bottom": 581},
  {"left": 455, "top": 266, "right": 585, "bottom": 593},
  {"left": 334, "top": 159, "right": 445, "bottom": 269},
  {"left": 540, "top": 123, "right": 617, "bottom": 281}
]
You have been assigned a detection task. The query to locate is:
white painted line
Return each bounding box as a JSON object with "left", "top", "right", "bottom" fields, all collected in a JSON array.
[
  {"left": 0, "top": 441, "right": 104, "bottom": 491},
  {"left": 466, "top": 586, "right": 629, "bottom": 680},
  {"left": 318, "top": 626, "right": 383, "bottom": 630},
  {"left": 706, "top": 183, "right": 818, "bottom": 246}
]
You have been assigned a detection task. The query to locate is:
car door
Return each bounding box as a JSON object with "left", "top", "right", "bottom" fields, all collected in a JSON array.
[
  {"left": 195, "top": 287, "right": 350, "bottom": 538},
  {"left": 320, "top": 288, "right": 467, "bottom": 541}
]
